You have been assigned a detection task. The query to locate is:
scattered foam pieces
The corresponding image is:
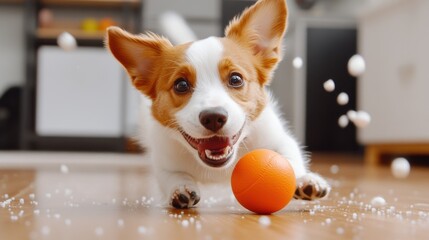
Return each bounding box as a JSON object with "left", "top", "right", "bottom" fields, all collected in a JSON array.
[
  {"left": 330, "top": 165, "right": 340, "bottom": 174},
  {"left": 1, "top": 198, "right": 12, "bottom": 208},
  {"left": 371, "top": 196, "right": 386, "bottom": 207},
  {"left": 181, "top": 220, "right": 190, "bottom": 227},
  {"left": 338, "top": 115, "right": 349, "bottom": 128},
  {"left": 391, "top": 157, "right": 410, "bottom": 179},
  {"left": 19, "top": 198, "right": 25, "bottom": 205},
  {"left": 323, "top": 79, "right": 335, "bottom": 92},
  {"left": 258, "top": 216, "right": 271, "bottom": 227},
  {"left": 337, "top": 92, "right": 349, "bottom": 105},
  {"left": 348, "top": 54, "right": 366, "bottom": 77},
  {"left": 352, "top": 111, "right": 371, "bottom": 128},
  {"left": 57, "top": 32, "right": 77, "bottom": 51},
  {"left": 293, "top": 57, "right": 303, "bottom": 69},
  {"left": 60, "top": 164, "right": 69, "bottom": 174}
]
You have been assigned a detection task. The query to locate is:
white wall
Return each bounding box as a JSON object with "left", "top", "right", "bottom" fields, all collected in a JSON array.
[{"left": 0, "top": 6, "right": 25, "bottom": 96}]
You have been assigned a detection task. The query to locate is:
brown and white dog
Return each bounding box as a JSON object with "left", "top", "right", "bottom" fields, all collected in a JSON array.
[{"left": 106, "top": 0, "right": 330, "bottom": 209}]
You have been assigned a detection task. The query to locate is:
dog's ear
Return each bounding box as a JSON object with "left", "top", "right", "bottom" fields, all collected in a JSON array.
[
  {"left": 106, "top": 27, "right": 173, "bottom": 99},
  {"left": 225, "top": 0, "right": 287, "bottom": 82}
]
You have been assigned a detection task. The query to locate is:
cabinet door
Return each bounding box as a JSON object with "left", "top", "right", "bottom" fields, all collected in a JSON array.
[{"left": 36, "top": 46, "right": 124, "bottom": 137}]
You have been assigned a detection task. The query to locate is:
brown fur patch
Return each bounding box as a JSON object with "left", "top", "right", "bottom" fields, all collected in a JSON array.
[
  {"left": 224, "top": 0, "right": 287, "bottom": 85},
  {"left": 218, "top": 38, "right": 268, "bottom": 120},
  {"left": 106, "top": 27, "right": 195, "bottom": 128}
]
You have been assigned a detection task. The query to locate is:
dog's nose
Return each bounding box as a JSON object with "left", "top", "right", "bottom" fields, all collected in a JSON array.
[{"left": 199, "top": 107, "right": 228, "bottom": 132}]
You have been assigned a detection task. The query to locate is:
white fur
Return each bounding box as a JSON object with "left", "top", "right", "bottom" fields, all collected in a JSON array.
[{"left": 177, "top": 37, "right": 245, "bottom": 140}]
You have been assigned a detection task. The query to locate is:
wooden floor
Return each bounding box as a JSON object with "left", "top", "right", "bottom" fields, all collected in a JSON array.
[{"left": 0, "top": 152, "right": 428, "bottom": 240}]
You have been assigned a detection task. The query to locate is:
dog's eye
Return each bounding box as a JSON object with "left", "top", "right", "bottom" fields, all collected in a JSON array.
[
  {"left": 174, "top": 78, "right": 191, "bottom": 94},
  {"left": 228, "top": 73, "right": 244, "bottom": 88}
]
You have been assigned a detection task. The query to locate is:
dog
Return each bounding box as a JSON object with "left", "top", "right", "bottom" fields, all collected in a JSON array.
[{"left": 106, "top": 0, "right": 330, "bottom": 209}]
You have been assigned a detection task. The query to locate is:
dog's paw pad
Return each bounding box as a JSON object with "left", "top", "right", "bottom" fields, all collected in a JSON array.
[
  {"left": 170, "top": 186, "right": 200, "bottom": 209},
  {"left": 294, "top": 173, "right": 330, "bottom": 201}
]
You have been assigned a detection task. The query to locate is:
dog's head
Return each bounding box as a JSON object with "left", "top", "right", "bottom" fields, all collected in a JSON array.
[{"left": 106, "top": 0, "right": 287, "bottom": 168}]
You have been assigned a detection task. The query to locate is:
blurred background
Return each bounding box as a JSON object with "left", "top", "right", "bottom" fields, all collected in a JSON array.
[{"left": 0, "top": 0, "right": 428, "bottom": 164}]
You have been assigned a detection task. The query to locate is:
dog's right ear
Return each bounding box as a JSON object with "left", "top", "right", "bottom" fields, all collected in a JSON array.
[{"left": 106, "top": 27, "right": 173, "bottom": 99}]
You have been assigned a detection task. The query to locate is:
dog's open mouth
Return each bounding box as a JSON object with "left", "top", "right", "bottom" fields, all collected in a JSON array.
[{"left": 181, "top": 129, "right": 243, "bottom": 167}]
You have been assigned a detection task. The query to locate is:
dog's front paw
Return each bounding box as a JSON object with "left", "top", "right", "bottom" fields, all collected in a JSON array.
[
  {"left": 294, "top": 173, "right": 330, "bottom": 201},
  {"left": 170, "top": 185, "right": 201, "bottom": 209}
]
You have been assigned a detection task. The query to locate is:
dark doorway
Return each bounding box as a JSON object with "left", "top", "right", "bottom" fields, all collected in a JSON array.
[{"left": 305, "top": 27, "right": 361, "bottom": 152}]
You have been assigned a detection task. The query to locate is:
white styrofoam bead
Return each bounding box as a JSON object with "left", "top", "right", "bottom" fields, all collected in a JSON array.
[
  {"left": 348, "top": 54, "right": 366, "bottom": 77},
  {"left": 371, "top": 196, "right": 386, "bottom": 207},
  {"left": 391, "top": 157, "right": 410, "bottom": 179},
  {"left": 323, "top": 79, "right": 335, "bottom": 92},
  {"left": 57, "top": 32, "right": 77, "bottom": 51},
  {"left": 347, "top": 110, "right": 357, "bottom": 121},
  {"left": 338, "top": 115, "right": 349, "bottom": 128},
  {"left": 353, "top": 111, "right": 371, "bottom": 128},
  {"left": 337, "top": 92, "right": 349, "bottom": 105},
  {"left": 293, "top": 57, "right": 303, "bottom": 69}
]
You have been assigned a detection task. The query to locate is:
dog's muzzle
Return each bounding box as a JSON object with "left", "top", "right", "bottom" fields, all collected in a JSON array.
[{"left": 181, "top": 127, "right": 243, "bottom": 167}]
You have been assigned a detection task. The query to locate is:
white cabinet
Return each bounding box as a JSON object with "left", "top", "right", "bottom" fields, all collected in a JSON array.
[
  {"left": 358, "top": 0, "right": 429, "bottom": 144},
  {"left": 358, "top": 0, "right": 429, "bottom": 164},
  {"left": 36, "top": 46, "right": 125, "bottom": 137}
]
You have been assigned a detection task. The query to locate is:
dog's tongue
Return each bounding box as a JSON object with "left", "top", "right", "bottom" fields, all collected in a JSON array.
[{"left": 197, "top": 136, "right": 231, "bottom": 152}]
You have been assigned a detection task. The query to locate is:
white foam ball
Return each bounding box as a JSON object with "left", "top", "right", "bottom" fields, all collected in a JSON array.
[
  {"left": 391, "top": 157, "right": 410, "bottom": 179},
  {"left": 348, "top": 54, "right": 366, "bottom": 77},
  {"left": 57, "top": 32, "right": 77, "bottom": 51},
  {"left": 353, "top": 111, "right": 371, "bottom": 128},
  {"left": 370, "top": 196, "right": 386, "bottom": 207},
  {"left": 338, "top": 115, "right": 349, "bottom": 128},
  {"left": 258, "top": 216, "right": 271, "bottom": 227},
  {"left": 293, "top": 57, "right": 303, "bottom": 69},
  {"left": 337, "top": 92, "right": 349, "bottom": 105},
  {"left": 347, "top": 110, "right": 357, "bottom": 121},
  {"left": 323, "top": 79, "right": 335, "bottom": 92},
  {"left": 181, "top": 220, "right": 189, "bottom": 227}
]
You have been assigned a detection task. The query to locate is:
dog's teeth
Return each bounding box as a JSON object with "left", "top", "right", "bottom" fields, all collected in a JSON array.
[{"left": 205, "top": 146, "right": 232, "bottom": 160}]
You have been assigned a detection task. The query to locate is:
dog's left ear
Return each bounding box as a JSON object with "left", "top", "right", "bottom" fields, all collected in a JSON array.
[
  {"left": 106, "top": 27, "right": 173, "bottom": 99},
  {"left": 225, "top": 0, "right": 287, "bottom": 83}
]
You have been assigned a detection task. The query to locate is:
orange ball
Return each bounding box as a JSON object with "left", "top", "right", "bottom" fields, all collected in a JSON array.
[{"left": 231, "top": 149, "right": 296, "bottom": 214}]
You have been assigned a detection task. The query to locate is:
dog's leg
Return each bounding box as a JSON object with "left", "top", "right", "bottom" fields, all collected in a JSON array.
[
  {"left": 156, "top": 170, "right": 201, "bottom": 209},
  {"left": 247, "top": 104, "right": 331, "bottom": 201}
]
